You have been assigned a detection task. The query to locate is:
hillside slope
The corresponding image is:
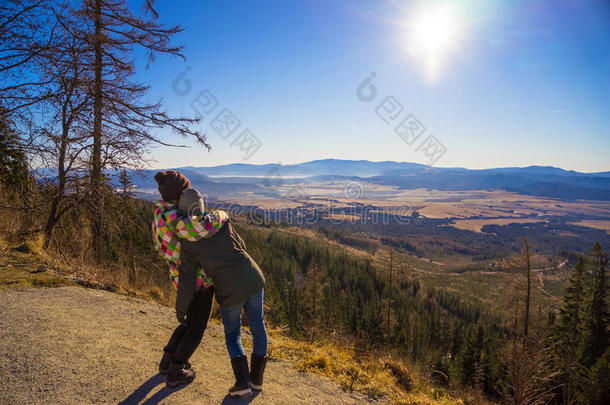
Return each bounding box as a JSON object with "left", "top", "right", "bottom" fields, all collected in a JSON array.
[{"left": 0, "top": 286, "right": 388, "bottom": 405}]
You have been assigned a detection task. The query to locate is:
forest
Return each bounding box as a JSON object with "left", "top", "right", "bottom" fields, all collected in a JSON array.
[{"left": 236, "top": 223, "right": 609, "bottom": 404}]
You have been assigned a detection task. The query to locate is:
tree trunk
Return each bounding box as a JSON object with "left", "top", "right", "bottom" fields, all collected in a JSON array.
[
  {"left": 43, "top": 120, "right": 68, "bottom": 249},
  {"left": 43, "top": 198, "right": 60, "bottom": 249},
  {"left": 523, "top": 237, "right": 531, "bottom": 344},
  {"left": 312, "top": 265, "right": 316, "bottom": 321},
  {"left": 388, "top": 247, "right": 393, "bottom": 335},
  {"left": 90, "top": 0, "right": 103, "bottom": 264}
]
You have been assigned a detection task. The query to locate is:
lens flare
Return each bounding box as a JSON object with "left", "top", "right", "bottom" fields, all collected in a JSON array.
[{"left": 406, "top": 3, "right": 463, "bottom": 83}]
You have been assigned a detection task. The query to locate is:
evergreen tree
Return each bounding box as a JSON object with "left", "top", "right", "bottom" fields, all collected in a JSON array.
[
  {"left": 0, "top": 112, "right": 28, "bottom": 194},
  {"left": 548, "top": 244, "right": 609, "bottom": 404},
  {"left": 551, "top": 256, "right": 586, "bottom": 404},
  {"left": 584, "top": 346, "right": 610, "bottom": 405},
  {"left": 577, "top": 243, "right": 609, "bottom": 404},
  {"left": 118, "top": 169, "right": 134, "bottom": 201},
  {"left": 580, "top": 243, "right": 609, "bottom": 367}
]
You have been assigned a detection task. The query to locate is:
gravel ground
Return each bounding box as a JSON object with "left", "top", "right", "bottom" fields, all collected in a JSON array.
[{"left": 0, "top": 286, "right": 386, "bottom": 405}]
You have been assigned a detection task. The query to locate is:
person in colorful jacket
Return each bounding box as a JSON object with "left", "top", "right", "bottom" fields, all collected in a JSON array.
[{"left": 152, "top": 171, "right": 228, "bottom": 387}]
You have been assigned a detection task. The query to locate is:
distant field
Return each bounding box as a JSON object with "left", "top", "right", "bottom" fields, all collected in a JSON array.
[
  {"left": 568, "top": 220, "right": 610, "bottom": 234},
  {"left": 218, "top": 183, "right": 610, "bottom": 224},
  {"left": 445, "top": 218, "right": 549, "bottom": 233}
]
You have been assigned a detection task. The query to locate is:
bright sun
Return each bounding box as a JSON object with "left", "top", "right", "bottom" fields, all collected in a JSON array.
[{"left": 406, "top": 3, "right": 462, "bottom": 82}]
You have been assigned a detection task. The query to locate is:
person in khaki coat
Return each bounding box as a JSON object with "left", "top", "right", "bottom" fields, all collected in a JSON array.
[
  {"left": 157, "top": 172, "right": 266, "bottom": 398},
  {"left": 177, "top": 190, "right": 267, "bottom": 398}
]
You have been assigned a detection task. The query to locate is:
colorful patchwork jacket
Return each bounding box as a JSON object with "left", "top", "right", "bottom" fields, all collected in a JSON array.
[{"left": 152, "top": 200, "right": 229, "bottom": 290}]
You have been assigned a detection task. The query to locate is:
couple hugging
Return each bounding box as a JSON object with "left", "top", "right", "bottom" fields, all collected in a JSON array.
[{"left": 151, "top": 170, "right": 267, "bottom": 397}]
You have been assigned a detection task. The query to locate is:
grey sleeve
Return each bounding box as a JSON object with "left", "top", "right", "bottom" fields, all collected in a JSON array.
[{"left": 176, "top": 252, "right": 199, "bottom": 317}]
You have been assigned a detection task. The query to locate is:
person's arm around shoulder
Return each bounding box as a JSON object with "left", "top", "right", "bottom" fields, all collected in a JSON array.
[{"left": 171, "top": 209, "right": 230, "bottom": 241}]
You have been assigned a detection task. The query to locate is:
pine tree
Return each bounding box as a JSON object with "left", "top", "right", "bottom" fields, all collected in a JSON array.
[
  {"left": 118, "top": 169, "right": 134, "bottom": 201},
  {"left": 585, "top": 346, "right": 610, "bottom": 405},
  {"left": 456, "top": 326, "right": 477, "bottom": 386},
  {"left": 552, "top": 256, "right": 586, "bottom": 404},
  {"left": 0, "top": 112, "right": 28, "bottom": 195},
  {"left": 549, "top": 244, "right": 609, "bottom": 404},
  {"left": 577, "top": 243, "right": 609, "bottom": 404},
  {"left": 581, "top": 243, "right": 609, "bottom": 367}
]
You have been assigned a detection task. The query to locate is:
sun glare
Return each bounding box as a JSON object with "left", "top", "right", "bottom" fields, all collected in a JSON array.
[{"left": 406, "top": 3, "right": 462, "bottom": 83}]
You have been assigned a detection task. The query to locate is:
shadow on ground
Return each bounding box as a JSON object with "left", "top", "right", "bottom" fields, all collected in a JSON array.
[{"left": 118, "top": 374, "right": 186, "bottom": 405}]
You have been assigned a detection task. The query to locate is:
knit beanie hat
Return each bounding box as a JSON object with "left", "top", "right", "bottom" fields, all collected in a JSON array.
[
  {"left": 178, "top": 188, "right": 205, "bottom": 215},
  {"left": 154, "top": 170, "right": 191, "bottom": 202}
]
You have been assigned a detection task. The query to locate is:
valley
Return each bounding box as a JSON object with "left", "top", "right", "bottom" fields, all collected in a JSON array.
[{"left": 129, "top": 160, "right": 610, "bottom": 322}]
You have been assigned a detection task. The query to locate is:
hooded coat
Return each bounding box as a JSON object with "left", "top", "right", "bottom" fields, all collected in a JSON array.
[{"left": 178, "top": 221, "right": 265, "bottom": 309}]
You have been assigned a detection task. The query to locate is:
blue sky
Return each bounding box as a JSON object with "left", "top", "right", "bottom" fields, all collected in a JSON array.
[{"left": 137, "top": 0, "right": 610, "bottom": 172}]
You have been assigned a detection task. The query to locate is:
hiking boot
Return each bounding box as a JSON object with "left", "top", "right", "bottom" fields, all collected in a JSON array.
[
  {"left": 159, "top": 351, "right": 191, "bottom": 375},
  {"left": 166, "top": 361, "right": 196, "bottom": 387},
  {"left": 249, "top": 354, "right": 268, "bottom": 391},
  {"left": 229, "top": 355, "right": 252, "bottom": 397}
]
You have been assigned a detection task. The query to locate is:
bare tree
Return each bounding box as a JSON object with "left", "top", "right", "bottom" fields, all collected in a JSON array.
[
  {"left": 0, "top": 1, "right": 85, "bottom": 244},
  {"left": 76, "top": 0, "right": 209, "bottom": 263},
  {"left": 505, "top": 338, "right": 556, "bottom": 405},
  {"left": 28, "top": 4, "right": 94, "bottom": 248},
  {"left": 503, "top": 237, "right": 559, "bottom": 404},
  {"left": 1, "top": 0, "right": 210, "bottom": 260},
  {"left": 0, "top": 0, "right": 58, "bottom": 115}
]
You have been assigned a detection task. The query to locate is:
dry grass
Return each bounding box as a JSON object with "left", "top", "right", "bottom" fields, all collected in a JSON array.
[
  {"left": 262, "top": 327, "right": 470, "bottom": 405},
  {"left": 0, "top": 236, "right": 70, "bottom": 290},
  {"left": 0, "top": 234, "right": 175, "bottom": 306}
]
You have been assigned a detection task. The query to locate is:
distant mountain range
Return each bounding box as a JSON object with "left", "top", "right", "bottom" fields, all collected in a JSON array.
[{"left": 131, "top": 159, "right": 610, "bottom": 201}]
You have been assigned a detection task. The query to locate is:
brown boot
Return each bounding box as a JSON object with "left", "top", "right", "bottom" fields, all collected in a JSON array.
[
  {"left": 159, "top": 351, "right": 191, "bottom": 375},
  {"left": 249, "top": 354, "right": 268, "bottom": 391},
  {"left": 228, "top": 355, "right": 252, "bottom": 397},
  {"left": 166, "top": 361, "right": 196, "bottom": 387}
]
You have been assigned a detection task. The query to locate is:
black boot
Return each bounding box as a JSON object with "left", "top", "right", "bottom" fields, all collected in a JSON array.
[
  {"left": 249, "top": 354, "right": 268, "bottom": 391},
  {"left": 159, "top": 351, "right": 191, "bottom": 375},
  {"left": 229, "top": 355, "right": 252, "bottom": 397},
  {"left": 166, "top": 361, "right": 196, "bottom": 387}
]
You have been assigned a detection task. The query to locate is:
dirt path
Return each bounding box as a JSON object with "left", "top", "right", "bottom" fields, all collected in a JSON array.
[{"left": 0, "top": 286, "right": 384, "bottom": 405}]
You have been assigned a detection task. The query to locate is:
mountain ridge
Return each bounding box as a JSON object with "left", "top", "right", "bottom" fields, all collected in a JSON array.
[
  {"left": 165, "top": 159, "right": 609, "bottom": 177},
  {"left": 131, "top": 159, "right": 610, "bottom": 201}
]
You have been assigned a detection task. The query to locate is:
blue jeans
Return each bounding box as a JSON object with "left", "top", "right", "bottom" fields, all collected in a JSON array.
[{"left": 219, "top": 288, "right": 268, "bottom": 359}]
